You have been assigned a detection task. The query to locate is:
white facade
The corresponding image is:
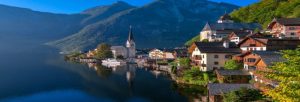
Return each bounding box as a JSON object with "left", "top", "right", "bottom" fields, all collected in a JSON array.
[
  {"left": 126, "top": 40, "right": 136, "bottom": 58},
  {"left": 230, "top": 37, "right": 240, "bottom": 44},
  {"left": 110, "top": 26, "right": 136, "bottom": 59},
  {"left": 240, "top": 47, "right": 267, "bottom": 51},
  {"left": 111, "top": 46, "right": 128, "bottom": 58},
  {"left": 164, "top": 52, "right": 175, "bottom": 59},
  {"left": 149, "top": 49, "right": 164, "bottom": 59},
  {"left": 191, "top": 48, "right": 233, "bottom": 72}
]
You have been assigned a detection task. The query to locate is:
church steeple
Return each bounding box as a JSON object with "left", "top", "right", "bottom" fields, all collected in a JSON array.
[
  {"left": 126, "top": 25, "right": 136, "bottom": 58},
  {"left": 128, "top": 25, "right": 134, "bottom": 42}
]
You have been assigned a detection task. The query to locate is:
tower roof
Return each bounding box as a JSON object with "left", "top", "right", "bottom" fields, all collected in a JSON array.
[
  {"left": 219, "top": 13, "right": 232, "bottom": 21},
  {"left": 128, "top": 26, "right": 134, "bottom": 41}
]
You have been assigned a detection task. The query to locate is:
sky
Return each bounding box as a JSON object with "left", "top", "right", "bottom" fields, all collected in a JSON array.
[{"left": 0, "top": 0, "right": 259, "bottom": 14}]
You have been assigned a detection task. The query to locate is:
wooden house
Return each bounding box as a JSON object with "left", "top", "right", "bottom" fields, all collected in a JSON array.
[
  {"left": 267, "top": 18, "right": 300, "bottom": 39},
  {"left": 238, "top": 37, "right": 300, "bottom": 51},
  {"left": 215, "top": 69, "right": 251, "bottom": 84},
  {"left": 252, "top": 52, "right": 285, "bottom": 92}
]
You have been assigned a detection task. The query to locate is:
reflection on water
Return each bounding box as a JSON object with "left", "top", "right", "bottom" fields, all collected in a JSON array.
[{"left": 0, "top": 36, "right": 188, "bottom": 102}]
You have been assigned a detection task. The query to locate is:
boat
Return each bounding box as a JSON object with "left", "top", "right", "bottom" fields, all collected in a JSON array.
[{"left": 101, "top": 59, "right": 126, "bottom": 67}]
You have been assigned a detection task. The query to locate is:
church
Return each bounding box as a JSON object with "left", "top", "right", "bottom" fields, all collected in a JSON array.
[{"left": 111, "top": 26, "right": 136, "bottom": 59}]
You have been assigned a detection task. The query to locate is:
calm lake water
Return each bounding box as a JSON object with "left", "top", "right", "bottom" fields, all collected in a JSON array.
[{"left": 0, "top": 35, "right": 188, "bottom": 102}]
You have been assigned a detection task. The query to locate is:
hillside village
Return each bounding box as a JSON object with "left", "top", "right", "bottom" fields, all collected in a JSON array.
[{"left": 68, "top": 13, "right": 300, "bottom": 102}]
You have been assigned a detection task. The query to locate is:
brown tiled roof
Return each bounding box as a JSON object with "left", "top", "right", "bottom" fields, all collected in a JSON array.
[{"left": 208, "top": 83, "right": 254, "bottom": 95}]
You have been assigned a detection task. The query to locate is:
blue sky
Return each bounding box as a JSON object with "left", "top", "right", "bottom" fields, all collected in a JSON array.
[{"left": 0, "top": 0, "right": 258, "bottom": 14}]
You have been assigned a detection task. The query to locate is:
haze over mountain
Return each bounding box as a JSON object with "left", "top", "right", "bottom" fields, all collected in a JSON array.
[
  {"left": 0, "top": 4, "right": 86, "bottom": 40},
  {"left": 50, "top": 0, "right": 239, "bottom": 52},
  {"left": 0, "top": 0, "right": 239, "bottom": 52}
]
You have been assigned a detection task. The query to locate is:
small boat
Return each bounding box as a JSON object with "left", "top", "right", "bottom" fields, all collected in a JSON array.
[{"left": 101, "top": 59, "right": 126, "bottom": 67}]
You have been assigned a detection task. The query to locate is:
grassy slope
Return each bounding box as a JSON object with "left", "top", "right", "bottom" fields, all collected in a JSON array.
[
  {"left": 230, "top": 0, "right": 300, "bottom": 28},
  {"left": 185, "top": 35, "right": 200, "bottom": 46}
]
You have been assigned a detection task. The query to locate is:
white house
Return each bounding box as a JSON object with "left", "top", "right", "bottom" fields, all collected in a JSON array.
[
  {"left": 189, "top": 41, "right": 241, "bottom": 71},
  {"left": 149, "top": 49, "right": 164, "bottom": 59}
]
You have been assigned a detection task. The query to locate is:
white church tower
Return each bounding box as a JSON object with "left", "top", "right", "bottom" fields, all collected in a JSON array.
[{"left": 126, "top": 26, "right": 136, "bottom": 58}]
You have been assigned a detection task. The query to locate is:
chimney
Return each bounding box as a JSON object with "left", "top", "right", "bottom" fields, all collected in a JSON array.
[{"left": 223, "top": 40, "right": 230, "bottom": 48}]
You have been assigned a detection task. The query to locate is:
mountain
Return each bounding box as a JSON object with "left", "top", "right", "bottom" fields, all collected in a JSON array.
[
  {"left": 230, "top": 0, "right": 300, "bottom": 28},
  {"left": 0, "top": 4, "right": 86, "bottom": 40},
  {"left": 49, "top": 0, "right": 239, "bottom": 52}
]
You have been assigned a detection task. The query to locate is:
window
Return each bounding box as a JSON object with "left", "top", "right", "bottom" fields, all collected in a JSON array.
[
  {"left": 289, "top": 27, "right": 296, "bottom": 30},
  {"left": 214, "top": 55, "right": 219, "bottom": 58},
  {"left": 250, "top": 44, "right": 256, "bottom": 47},
  {"left": 247, "top": 58, "right": 256, "bottom": 62},
  {"left": 213, "top": 67, "right": 218, "bottom": 70},
  {"left": 250, "top": 48, "right": 253, "bottom": 51},
  {"left": 214, "top": 62, "right": 219, "bottom": 65},
  {"left": 202, "top": 55, "right": 205, "bottom": 58},
  {"left": 291, "top": 32, "right": 295, "bottom": 36},
  {"left": 260, "top": 47, "right": 263, "bottom": 51},
  {"left": 225, "top": 55, "right": 232, "bottom": 59}
]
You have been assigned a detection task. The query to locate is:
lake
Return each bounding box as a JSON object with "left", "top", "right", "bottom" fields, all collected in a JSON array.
[{"left": 0, "top": 35, "right": 188, "bottom": 102}]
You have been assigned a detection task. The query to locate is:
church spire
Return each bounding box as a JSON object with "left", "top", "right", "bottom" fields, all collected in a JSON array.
[{"left": 128, "top": 25, "right": 134, "bottom": 41}]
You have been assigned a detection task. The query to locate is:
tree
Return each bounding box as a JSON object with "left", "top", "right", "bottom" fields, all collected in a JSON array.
[
  {"left": 224, "top": 60, "right": 243, "bottom": 70},
  {"left": 265, "top": 48, "right": 300, "bottom": 102},
  {"left": 94, "top": 43, "right": 113, "bottom": 59},
  {"left": 223, "top": 91, "right": 239, "bottom": 102},
  {"left": 177, "top": 58, "right": 191, "bottom": 68},
  {"left": 223, "top": 88, "right": 264, "bottom": 102},
  {"left": 202, "top": 39, "right": 209, "bottom": 42},
  {"left": 230, "top": 0, "right": 300, "bottom": 28}
]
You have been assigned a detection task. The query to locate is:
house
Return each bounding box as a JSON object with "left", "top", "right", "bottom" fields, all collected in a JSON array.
[
  {"left": 242, "top": 51, "right": 266, "bottom": 70},
  {"left": 228, "top": 31, "right": 251, "bottom": 44},
  {"left": 162, "top": 49, "right": 176, "bottom": 60},
  {"left": 217, "top": 13, "right": 234, "bottom": 23},
  {"left": 136, "top": 49, "right": 149, "bottom": 59},
  {"left": 173, "top": 49, "right": 188, "bottom": 58},
  {"left": 86, "top": 50, "right": 96, "bottom": 58},
  {"left": 149, "top": 48, "right": 176, "bottom": 60},
  {"left": 267, "top": 18, "right": 300, "bottom": 39},
  {"left": 149, "top": 49, "right": 164, "bottom": 59},
  {"left": 207, "top": 83, "right": 254, "bottom": 102},
  {"left": 215, "top": 69, "right": 251, "bottom": 84},
  {"left": 232, "top": 51, "right": 251, "bottom": 63},
  {"left": 228, "top": 32, "right": 265, "bottom": 44},
  {"left": 200, "top": 14, "right": 261, "bottom": 42},
  {"left": 189, "top": 41, "right": 241, "bottom": 71},
  {"left": 238, "top": 37, "right": 300, "bottom": 51},
  {"left": 237, "top": 37, "right": 268, "bottom": 51},
  {"left": 252, "top": 52, "right": 285, "bottom": 92}
]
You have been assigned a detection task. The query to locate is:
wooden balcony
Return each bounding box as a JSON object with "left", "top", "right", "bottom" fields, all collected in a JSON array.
[{"left": 191, "top": 55, "right": 202, "bottom": 61}]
